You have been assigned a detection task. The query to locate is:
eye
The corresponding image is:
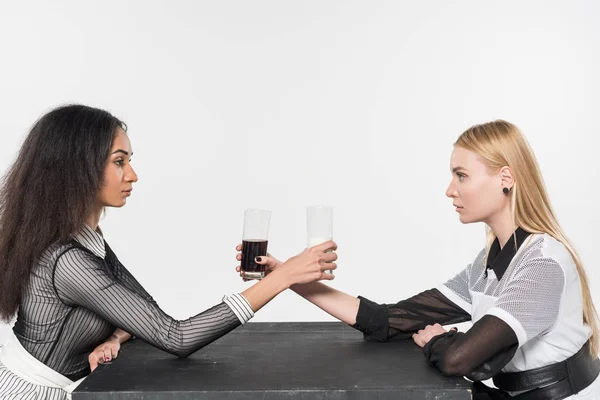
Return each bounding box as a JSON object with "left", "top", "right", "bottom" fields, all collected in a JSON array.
[
  {"left": 114, "top": 159, "right": 124, "bottom": 167},
  {"left": 456, "top": 172, "right": 466, "bottom": 182}
]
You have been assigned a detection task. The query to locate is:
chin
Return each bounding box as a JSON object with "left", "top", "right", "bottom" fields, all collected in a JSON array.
[
  {"left": 458, "top": 214, "right": 475, "bottom": 224},
  {"left": 109, "top": 199, "right": 127, "bottom": 208}
]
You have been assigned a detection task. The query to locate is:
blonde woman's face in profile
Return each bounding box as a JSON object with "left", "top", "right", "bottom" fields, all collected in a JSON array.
[
  {"left": 445, "top": 146, "right": 505, "bottom": 224},
  {"left": 98, "top": 129, "right": 138, "bottom": 208}
]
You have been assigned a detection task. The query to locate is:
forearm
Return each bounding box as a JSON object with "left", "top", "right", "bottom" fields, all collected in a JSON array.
[
  {"left": 241, "top": 269, "right": 291, "bottom": 313},
  {"left": 291, "top": 282, "right": 359, "bottom": 325},
  {"left": 424, "top": 315, "right": 518, "bottom": 378}
]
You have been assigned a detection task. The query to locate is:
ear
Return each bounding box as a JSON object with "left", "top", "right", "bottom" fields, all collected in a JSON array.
[{"left": 499, "top": 166, "right": 514, "bottom": 189}]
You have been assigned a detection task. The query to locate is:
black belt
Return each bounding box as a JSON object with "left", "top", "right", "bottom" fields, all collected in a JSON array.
[{"left": 475, "top": 340, "right": 600, "bottom": 400}]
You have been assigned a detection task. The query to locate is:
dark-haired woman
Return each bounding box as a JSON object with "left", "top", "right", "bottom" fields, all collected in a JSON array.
[{"left": 0, "top": 105, "right": 338, "bottom": 399}]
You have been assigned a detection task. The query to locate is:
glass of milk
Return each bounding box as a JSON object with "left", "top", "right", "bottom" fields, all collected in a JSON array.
[{"left": 306, "top": 205, "right": 334, "bottom": 274}]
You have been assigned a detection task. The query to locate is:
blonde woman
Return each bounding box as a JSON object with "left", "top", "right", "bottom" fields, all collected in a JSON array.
[{"left": 237, "top": 120, "right": 600, "bottom": 399}]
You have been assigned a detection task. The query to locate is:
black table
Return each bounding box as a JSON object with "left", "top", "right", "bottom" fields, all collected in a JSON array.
[{"left": 73, "top": 322, "right": 472, "bottom": 399}]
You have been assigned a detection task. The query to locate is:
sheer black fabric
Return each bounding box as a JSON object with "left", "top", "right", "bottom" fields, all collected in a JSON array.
[
  {"left": 13, "top": 239, "right": 242, "bottom": 381},
  {"left": 423, "top": 315, "right": 518, "bottom": 380},
  {"left": 353, "top": 292, "right": 518, "bottom": 379},
  {"left": 353, "top": 288, "right": 471, "bottom": 341}
]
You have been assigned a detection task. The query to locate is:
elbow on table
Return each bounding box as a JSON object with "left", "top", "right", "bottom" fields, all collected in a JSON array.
[
  {"left": 436, "top": 353, "right": 470, "bottom": 377},
  {"left": 163, "top": 346, "right": 195, "bottom": 358},
  {"left": 174, "top": 348, "right": 193, "bottom": 358},
  {"left": 161, "top": 338, "right": 196, "bottom": 358}
]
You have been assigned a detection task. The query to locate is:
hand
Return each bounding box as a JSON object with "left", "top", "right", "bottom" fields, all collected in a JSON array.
[
  {"left": 88, "top": 336, "right": 121, "bottom": 372},
  {"left": 277, "top": 240, "right": 338, "bottom": 286},
  {"left": 235, "top": 245, "right": 283, "bottom": 281},
  {"left": 412, "top": 323, "right": 456, "bottom": 348}
]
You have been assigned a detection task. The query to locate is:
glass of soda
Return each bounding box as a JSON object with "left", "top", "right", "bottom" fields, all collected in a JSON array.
[{"left": 240, "top": 208, "right": 271, "bottom": 280}]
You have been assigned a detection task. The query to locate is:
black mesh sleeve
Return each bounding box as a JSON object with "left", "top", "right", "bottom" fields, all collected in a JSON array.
[
  {"left": 423, "top": 315, "right": 518, "bottom": 380},
  {"left": 352, "top": 289, "right": 471, "bottom": 341}
]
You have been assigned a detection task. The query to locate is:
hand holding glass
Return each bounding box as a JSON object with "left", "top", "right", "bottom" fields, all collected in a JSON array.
[
  {"left": 307, "top": 205, "right": 334, "bottom": 273},
  {"left": 240, "top": 208, "right": 271, "bottom": 280}
]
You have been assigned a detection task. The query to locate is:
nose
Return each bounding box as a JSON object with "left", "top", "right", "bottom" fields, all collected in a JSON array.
[
  {"left": 446, "top": 180, "right": 457, "bottom": 198},
  {"left": 125, "top": 164, "right": 138, "bottom": 183}
]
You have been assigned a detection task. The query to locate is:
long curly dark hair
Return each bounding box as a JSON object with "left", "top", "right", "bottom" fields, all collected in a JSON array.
[{"left": 0, "top": 104, "right": 126, "bottom": 321}]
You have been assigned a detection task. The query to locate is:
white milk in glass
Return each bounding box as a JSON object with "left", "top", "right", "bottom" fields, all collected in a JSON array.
[{"left": 306, "top": 206, "right": 333, "bottom": 273}]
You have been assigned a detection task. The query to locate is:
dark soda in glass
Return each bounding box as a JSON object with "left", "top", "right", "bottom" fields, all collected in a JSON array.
[{"left": 241, "top": 239, "right": 268, "bottom": 279}]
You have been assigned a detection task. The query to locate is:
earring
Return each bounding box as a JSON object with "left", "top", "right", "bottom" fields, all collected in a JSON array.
[{"left": 502, "top": 187, "right": 510, "bottom": 195}]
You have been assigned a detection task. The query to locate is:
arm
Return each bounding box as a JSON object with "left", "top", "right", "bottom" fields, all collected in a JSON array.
[
  {"left": 291, "top": 264, "right": 474, "bottom": 341},
  {"left": 56, "top": 242, "right": 336, "bottom": 358},
  {"left": 289, "top": 284, "right": 470, "bottom": 341},
  {"left": 349, "top": 253, "right": 479, "bottom": 340},
  {"left": 54, "top": 248, "right": 243, "bottom": 358},
  {"left": 422, "top": 316, "right": 518, "bottom": 378},
  {"left": 422, "top": 257, "right": 565, "bottom": 379},
  {"left": 291, "top": 282, "right": 360, "bottom": 325},
  {"left": 238, "top": 251, "right": 475, "bottom": 340},
  {"left": 353, "top": 288, "right": 471, "bottom": 341}
]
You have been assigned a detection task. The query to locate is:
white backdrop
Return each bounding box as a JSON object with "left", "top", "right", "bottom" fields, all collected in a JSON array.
[{"left": 1, "top": 1, "right": 599, "bottom": 344}]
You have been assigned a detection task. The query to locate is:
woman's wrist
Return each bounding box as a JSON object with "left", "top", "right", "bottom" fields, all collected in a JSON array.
[
  {"left": 108, "top": 329, "right": 131, "bottom": 344},
  {"left": 265, "top": 266, "right": 293, "bottom": 291}
]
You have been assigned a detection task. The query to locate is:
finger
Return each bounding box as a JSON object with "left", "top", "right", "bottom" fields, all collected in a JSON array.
[
  {"left": 236, "top": 266, "right": 241, "bottom": 272},
  {"left": 104, "top": 349, "right": 112, "bottom": 362},
  {"left": 414, "top": 335, "right": 424, "bottom": 347},
  {"left": 89, "top": 354, "right": 99, "bottom": 371},
  {"left": 111, "top": 347, "right": 119, "bottom": 359},
  {"left": 266, "top": 263, "right": 277, "bottom": 271},
  {"left": 321, "top": 262, "right": 337, "bottom": 271},
  {"left": 320, "top": 252, "right": 338, "bottom": 263},
  {"left": 412, "top": 335, "right": 422, "bottom": 347},
  {"left": 266, "top": 253, "right": 282, "bottom": 265},
  {"left": 319, "top": 272, "right": 335, "bottom": 281},
  {"left": 255, "top": 256, "right": 279, "bottom": 269},
  {"left": 236, "top": 254, "right": 242, "bottom": 261},
  {"left": 236, "top": 244, "right": 242, "bottom": 251},
  {"left": 314, "top": 240, "right": 337, "bottom": 253}
]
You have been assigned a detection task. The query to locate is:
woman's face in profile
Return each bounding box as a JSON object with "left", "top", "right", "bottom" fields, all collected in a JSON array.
[
  {"left": 97, "top": 128, "right": 138, "bottom": 208},
  {"left": 445, "top": 146, "right": 506, "bottom": 225}
]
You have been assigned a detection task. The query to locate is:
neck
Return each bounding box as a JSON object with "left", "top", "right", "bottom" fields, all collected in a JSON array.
[
  {"left": 86, "top": 205, "right": 104, "bottom": 231},
  {"left": 487, "top": 207, "right": 517, "bottom": 249}
]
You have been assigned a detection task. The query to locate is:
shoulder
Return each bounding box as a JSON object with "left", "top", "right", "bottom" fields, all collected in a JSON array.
[
  {"left": 511, "top": 234, "right": 569, "bottom": 281},
  {"left": 522, "top": 234, "right": 573, "bottom": 269},
  {"left": 48, "top": 241, "right": 101, "bottom": 274}
]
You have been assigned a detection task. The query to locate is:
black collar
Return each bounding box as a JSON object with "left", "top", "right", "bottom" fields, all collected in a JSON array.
[{"left": 486, "top": 227, "right": 532, "bottom": 280}]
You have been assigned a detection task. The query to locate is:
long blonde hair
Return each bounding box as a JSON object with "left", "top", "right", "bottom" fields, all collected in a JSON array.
[{"left": 455, "top": 120, "right": 599, "bottom": 355}]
